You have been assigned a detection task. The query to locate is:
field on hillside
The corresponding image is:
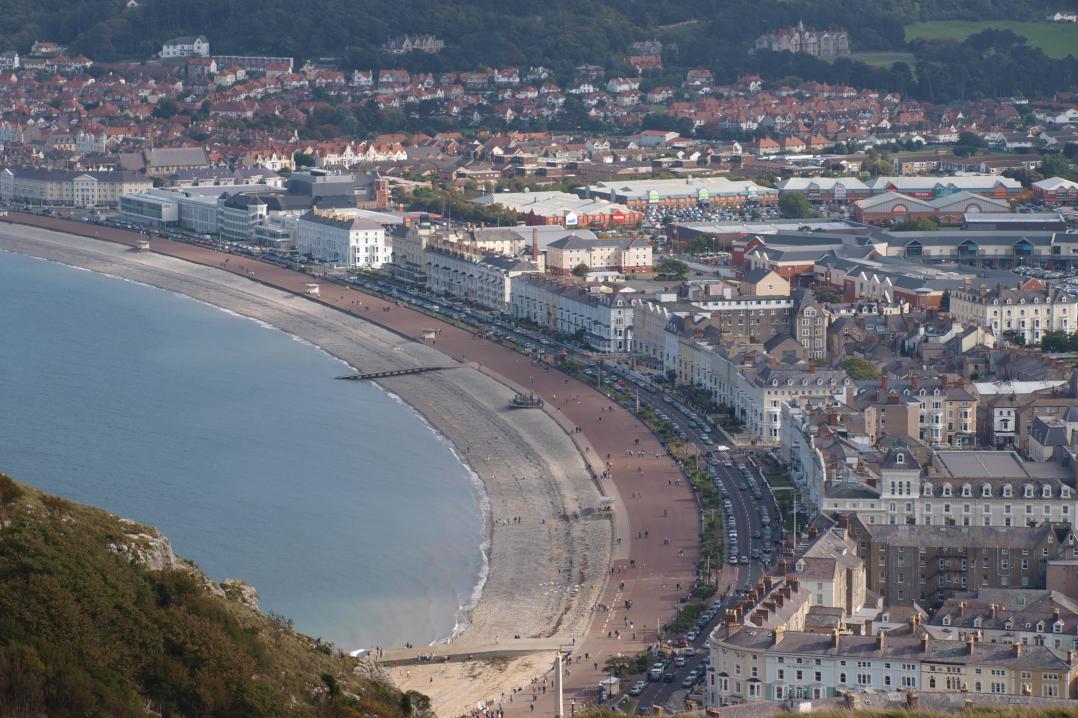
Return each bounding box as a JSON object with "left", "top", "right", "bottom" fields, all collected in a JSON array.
[
  {"left": 905, "top": 20, "right": 1078, "bottom": 58},
  {"left": 850, "top": 51, "right": 918, "bottom": 68}
]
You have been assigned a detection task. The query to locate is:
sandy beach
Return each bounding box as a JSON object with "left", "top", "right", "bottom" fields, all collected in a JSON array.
[{"left": 0, "top": 224, "right": 611, "bottom": 713}]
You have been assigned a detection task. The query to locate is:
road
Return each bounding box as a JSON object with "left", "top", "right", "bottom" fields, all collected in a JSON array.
[{"left": 597, "top": 365, "right": 784, "bottom": 711}]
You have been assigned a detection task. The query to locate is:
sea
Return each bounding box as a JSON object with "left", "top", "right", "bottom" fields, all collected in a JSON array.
[{"left": 0, "top": 249, "right": 486, "bottom": 652}]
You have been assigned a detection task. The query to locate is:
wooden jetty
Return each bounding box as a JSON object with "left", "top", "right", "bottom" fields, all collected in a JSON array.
[{"left": 335, "top": 366, "right": 453, "bottom": 381}]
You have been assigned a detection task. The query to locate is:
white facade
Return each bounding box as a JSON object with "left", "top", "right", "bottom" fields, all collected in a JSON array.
[
  {"left": 161, "top": 36, "right": 210, "bottom": 58},
  {"left": 427, "top": 245, "right": 541, "bottom": 312},
  {"left": 950, "top": 288, "right": 1078, "bottom": 345},
  {"left": 510, "top": 278, "right": 634, "bottom": 352},
  {"left": 297, "top": 212, "right": 389, "bottom": 269}
]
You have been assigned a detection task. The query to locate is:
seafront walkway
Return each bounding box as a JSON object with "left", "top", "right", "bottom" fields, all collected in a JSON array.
[{"left": 2, "top": 215, "right": 701, "bottom": 711}]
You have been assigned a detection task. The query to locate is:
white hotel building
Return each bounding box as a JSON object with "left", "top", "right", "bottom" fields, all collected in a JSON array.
[
  {"left": 949, "top": 284, "right": 1078, "bottom": 345},
  {"left": 297, "top": 210, "right": 389, "bottom": 268}
]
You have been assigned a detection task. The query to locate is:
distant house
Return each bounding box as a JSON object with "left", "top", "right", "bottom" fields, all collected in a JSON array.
[
  {"left": 161, "top": 35, "right": 209, "bottom": 59},
  {"left": 383, "top": 34, "right": 444, "bottom": 54},
  {"left": 755, "top": 21, "right": 850, "bottom": 58}
]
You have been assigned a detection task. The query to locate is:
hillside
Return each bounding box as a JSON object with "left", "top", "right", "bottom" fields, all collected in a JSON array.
[
  {"left": 0, "top": 0, "right": 1068, "bottom": 72},
  {"left": 0, "top": 473, "right": 427, "bottom": 718}
]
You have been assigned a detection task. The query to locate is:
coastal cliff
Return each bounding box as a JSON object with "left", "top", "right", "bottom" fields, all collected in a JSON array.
[{"left": 0, "top": 473, "right": 429, "bottom": 717}]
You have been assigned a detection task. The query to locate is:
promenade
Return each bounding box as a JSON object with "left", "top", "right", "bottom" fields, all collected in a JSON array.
[{"left": 1, "top": 214, "right": 700, "bottom": 713}]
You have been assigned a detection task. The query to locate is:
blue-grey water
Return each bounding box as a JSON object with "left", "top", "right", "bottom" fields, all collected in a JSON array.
[{"left": 0, "top": 249, "right": 485, "bottom": 651}]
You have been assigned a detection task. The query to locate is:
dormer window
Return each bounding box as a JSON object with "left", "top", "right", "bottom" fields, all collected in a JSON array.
[
  {"left": 962, "top": 484, "right": 972, "bottom": 497},
  {"left": 1043, "top": 486, "right": 1052, "bottom": 498},
  {"left": 817, "top": 378, "right": 823, "bottom": 386},
  {"left": 788, "top": 379, "right": 794, "bottom": 386},
  {"left": 942, "top": 483, "right": 953, "bottom": 497},
  {"left": 973, "top": 617, "right": 983, "bottom": 628},
  {"left": 982, "top": 484, "right": 992, "bottom": 497},
  {"left": 1003, "top": 484, "right": 1013, "bottom": 498},
  {"left": 1024, "top": 484, "right": 1034, "bottom": 498},
  {"left": 924, "top": 483, "right": 933, "bottom": 497},
  {"left": 1005, "top": 620, "right": 1014, "bottom": 630},
  {"left": 772, "top": 379, "right": 779, "bottom": 387},
  {"left": 1055, "top": 620, "right": 1064, "bottom": 633},
  {"left": 896, "top": 453, "right": 905, "bottom": 465},
  {"left": 942, "top": 615, "right": 952, "bottom": 626}
]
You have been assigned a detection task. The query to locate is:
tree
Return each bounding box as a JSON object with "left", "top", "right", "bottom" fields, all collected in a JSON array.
[
  {"left": 1041, "top": 154, "right": 1077, "bottom": 181},
  {"left": 812, "top": 285, "right": 843, "bottom": 303},
  {"left": 778, "top": 193, "right": 815, "bottom": 220},
  {"left": 891, "top": 218, "right": 939, "bottom": 231},
  {"left": 842, "top": 356, "right": 880, "bottom": 381},
  {"left": 571, "top": 262, "right": 591, "bottom": 277},
  {"left": 940, "top": 289, "right": 950, "bottom": 313},
  {"left": 656, "top": 258, "right": 689, "bottom": 279}
]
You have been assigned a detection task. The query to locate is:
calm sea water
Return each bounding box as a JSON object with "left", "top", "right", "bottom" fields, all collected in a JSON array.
[{"left": 0, "top": 249, "right": 485, "bottom": 651}]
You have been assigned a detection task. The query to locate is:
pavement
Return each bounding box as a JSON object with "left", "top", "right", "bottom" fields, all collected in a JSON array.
[{"left": 2, "top": 214, "right": 701, "bottom": 713}]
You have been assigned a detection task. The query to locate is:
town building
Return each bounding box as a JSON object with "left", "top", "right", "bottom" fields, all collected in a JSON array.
[
  {"left": 160, "top": 35, "right": 210, "bottom": 59},
  {"left": 297, "top": 209, "right": 389, "bottom": 268},
  {"left": 426, "top": 239, "right": 541, "bottom": 312},
  {"left": 754, "top": 21, "right": 850, "bottom": 58},
  {"left": 847, "top": 515, "right": 1078, "bottom": 611},
  {"left": 509, "top": 277, "right": 634, "bottom": 352},
  {"left": 544, "top": 234, "right": 652, "bottom": 275},
  {"left": 949, "top": 282, "right": 1078, "bottom": 345},
  {"left": 0, "top": 167, "right": 151, "bottom": 208}
]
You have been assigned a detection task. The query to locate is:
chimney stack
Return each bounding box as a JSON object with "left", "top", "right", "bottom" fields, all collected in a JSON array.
[
  {"left": 530, "top": 227, "right": 538, "bottom": 262},
  {"left": 967, "top": 638, "right": 976, "bottom": 656},
  {"left": 877, "top": 630, "right": 886, "bottom": 651},
  {"left": 832, "top": 628, "right": 841, "bottom": 649},
  {"left": 881, "top": 375, "right": 889, "bottom": 394},
  {"left": 990, "top": 603, "right": 998, "bottom": 621},
  {"left": 1014, "top": 642, "right": 1022, "bottom": 657},
  {"left": 959, "top": 601, "right": 966, "bottom": 617},
  {"left": 921, "top": 634, "right": 929, "bottom": 651},
  {"left": 774, "top": 625, "right": 785, "bottom": 646}
]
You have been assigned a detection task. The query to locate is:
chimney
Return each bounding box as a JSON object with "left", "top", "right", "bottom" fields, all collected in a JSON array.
[
  {"left": 779, "top": 558, "right": 789, "bottom": 576},
  {"left": 1068, "top": 650, "right": 1076, "bottom": 665},
  {"left": 909, "top": 614, "right": 920, "bottom": 630},
  {"left": 990, "top": 603, "right": 998, "bottom": 621},
  {"left": 881, "top": 375, "right": 889, "bottom": 393},
  {"left": 530, "top": 227, "right": 538, "bottom": 262},
  {"left": 832, "top": 628, "right": 841, "bottom": 649},
  {"left": 775, "top": 593, "right": 784, "bottom": 608},
  {"left": 877, "top": 630, "right": 886, "bottom": 651},
  {"left": 764, "top": 575, "right": 774, "bottom": 591},
  {"left": 959, "top": 601, "right": 966, "bottom": 617},
  {"left": 864, "top": 619, "right": 873, "bottom": 636},
  {"left": 788, "top": 577, "right": 800, "bottom": 593},
  {"left": 967, "top": 638, "right": 976, "bottom": 656},
  {"left": 838, "top": 514, "right": 850, "bottom": 530},
  {"left": 911, "top": 374, "right": 919, "bottom": 391},
  {"left": 1014, "top": 642, "right": 1021, "bottom": 657},
  {"left": 808, "top": 527, "right": 819, "bottom": 539},
  {"left": 921, "top": 634, "right": 929, "bottom": 652},
  {"left": 941, "top": 374, "right": 949, "bottom": 390},
  {"left": 774, "top": 625, "right": 785, "bottom": 646},
  {"left": 810, "top": 363, "right": 817, "bottom": 373}
]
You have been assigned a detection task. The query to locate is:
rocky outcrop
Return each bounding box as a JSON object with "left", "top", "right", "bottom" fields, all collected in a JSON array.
[
  {"left": 221, "top": 578, "right": 260, "bottom": 611},
  {"left": 108, "top": 520, "right": 180, "bottom": 571}
]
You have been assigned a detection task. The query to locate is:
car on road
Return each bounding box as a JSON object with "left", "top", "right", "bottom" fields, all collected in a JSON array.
[
  {"left": 629, "top": 680, "right": 646, "bottom": 696},
  {"left": 674, "top": 655, "right": 687, "bottom": 667},
  {"left": 741, "top": 555, "right": 749, "bottom": 564},
  {"left": 681, "top": 670, "right": 698, "bottom": 688}
]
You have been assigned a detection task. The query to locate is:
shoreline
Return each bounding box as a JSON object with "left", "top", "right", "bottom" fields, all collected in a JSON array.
[{"left": 0, "top": 225, "right": 611, "bottom": 704}]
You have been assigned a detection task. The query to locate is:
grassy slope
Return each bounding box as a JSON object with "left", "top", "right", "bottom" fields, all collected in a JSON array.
[
  {"left": 905, "top": 20, "right": 1078, "bottom": 58},
  {"left": 0, "top": 474, "right": 425, "bottom": 718}
]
